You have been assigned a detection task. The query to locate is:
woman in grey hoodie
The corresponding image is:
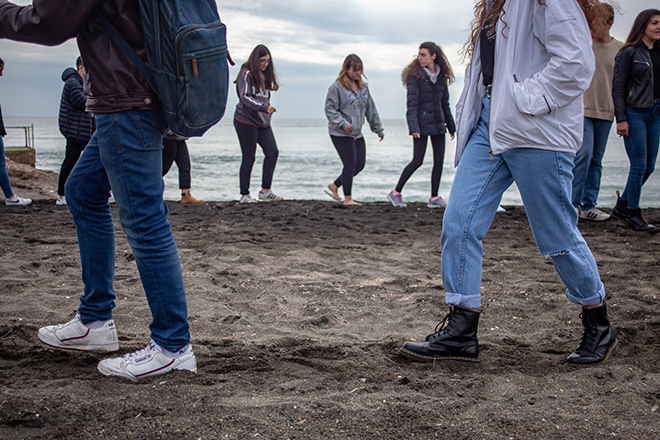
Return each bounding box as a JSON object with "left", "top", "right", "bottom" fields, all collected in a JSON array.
[{"left": 325, "top": 54, "right": 384, "bottom": 205}]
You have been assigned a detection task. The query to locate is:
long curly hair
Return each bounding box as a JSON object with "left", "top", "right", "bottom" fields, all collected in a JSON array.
[
  {"left": 463, "top": 0, "right": 614, "bottom": 60},
  {"left": 401, "top": 42, "right": 455, "bottom": 87}
]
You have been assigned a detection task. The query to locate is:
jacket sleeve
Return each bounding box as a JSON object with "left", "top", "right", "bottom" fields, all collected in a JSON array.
[
  {"left": 612, "top": 47, "right": 631, "bottom": 123},
  {"left": 237, "top": 70, "right": 268, "bottom": 113},
  {"left": 512, "top": 0, "right": 595, "bottom": 116},
  {"left": 68, "top": 79, "right": 87, "bottom": 111},
  {"left": 366, "top": 88, "right": 384, "bottom": 136},
  {"left": 442, "top": 86, "right": 456, "bottom": 134},
  {"left": 0, "top": 0, "right": 101, "bottom": 46},
  {"left": 406, "top": 78, "right": 420, "bottom": 134},
  {"left": 325, "top": 83, "right": 350, "bottom": 131}
]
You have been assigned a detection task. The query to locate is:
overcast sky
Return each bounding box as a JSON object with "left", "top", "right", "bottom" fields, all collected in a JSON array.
[{"left": 0, "top": 0, "right": 656, "bottom": 118}]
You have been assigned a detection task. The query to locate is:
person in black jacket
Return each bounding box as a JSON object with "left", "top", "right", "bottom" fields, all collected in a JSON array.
[
  {"left": 0, "top": 57, "right": 32, "bottom": 206},
  {"left": 388, "top": 42, "right": 455, "bottom": 208},
  {"left": 56, "top": 56, "right": 94, "bottom": 205},
  {"left": 611, "top": 9, "right": 660, "bottom": 231}
]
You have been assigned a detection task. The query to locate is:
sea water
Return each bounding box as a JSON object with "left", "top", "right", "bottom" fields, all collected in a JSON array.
[{"left": 4, "top": 116, "right": 658, "bottom": 207}]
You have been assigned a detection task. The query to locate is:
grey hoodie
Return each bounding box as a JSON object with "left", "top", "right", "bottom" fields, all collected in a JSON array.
[
  {"left": 325, "top": 81, "right": 384, "bottom": 139},
  {"left": 234, "top": 69, "right": 272, "bottom": 128}
]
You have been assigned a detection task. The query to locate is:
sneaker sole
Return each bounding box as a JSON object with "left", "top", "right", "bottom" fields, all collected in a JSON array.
[
  {"left": 38, "top": 331, "right": 119, "bottom": 352},
  {"left": 566, "top": 338, "right": 618, "bottom": 368},
  {"left": 386, "top": 196, "right": 406, "bottom": 208},
  {"left": 97, "top": 358, "right": 197, "bottom": 381},
  {"left": 427, "top": 204, "right": 445, "bottom": 209},
  {"left": 398, "top": 347, "right": 480, "bottom": 363}
]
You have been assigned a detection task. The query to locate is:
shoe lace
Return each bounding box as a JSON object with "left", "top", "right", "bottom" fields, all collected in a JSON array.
[
  {"left": 577, "top": 311, "right": 598, "bottom": 347},
  {"left": 426, "top": 308, "right": 456, "bottom": 341},
  {"left": 123, "top": 341, "right": 157, "bottom": 362}
]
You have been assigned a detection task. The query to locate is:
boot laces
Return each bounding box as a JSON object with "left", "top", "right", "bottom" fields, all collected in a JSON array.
[
  {"left": 426, "top": 308, "right": 457, "bottom": 341},
  {"left": 577, "top": 311, "right": 598, "bottom": 347}
]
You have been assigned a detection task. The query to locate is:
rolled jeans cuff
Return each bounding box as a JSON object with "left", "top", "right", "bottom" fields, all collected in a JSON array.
[
  {"left": 565, "top": 282, "right": 606, "bottom": 307},
  {"left": 445, "top": 292, "right": 482, "bottom": 309}
]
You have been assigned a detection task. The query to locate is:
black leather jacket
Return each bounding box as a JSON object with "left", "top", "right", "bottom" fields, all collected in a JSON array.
[
  {"left": 612, "top": 42, "right": 658, "bottom": 123},
  {"left": 0, "top": 0, "right": 159, "bottom": 114}
]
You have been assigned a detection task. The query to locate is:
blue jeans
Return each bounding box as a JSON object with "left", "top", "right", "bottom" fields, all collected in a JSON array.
[
  {"left": 65, "top": 110, "right": 190, "bottom": 352},
  {"left": 621, "top": 100, "right": 660, "bottom": 209},
  {"left": 572, "top": 117, "right": 612, "bottom": 209},
  {"left": 0, "top": 136, "right": 15, "bottom": 198},
  {"left": 441, "top": 94, "right": 605, "bottom": 309}
]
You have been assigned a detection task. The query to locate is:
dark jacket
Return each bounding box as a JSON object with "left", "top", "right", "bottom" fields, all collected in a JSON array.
[
  {"left": 406, "top": 72, "right": 456, "bottom": 137},
  {"left": 612, "top": 42, "right": 659, "bottom": 123},
  {"left": 0, "top": 0, "right": 159, "bottom": 114},
  {"left": 0, "top": 102, "right": 5, "bottom": 137},
  {"left": 58, "top": 67, "right": 94, "bottom": 144},
  {"left": 234, "top": 70, "right": 272, "bottom": 128}
]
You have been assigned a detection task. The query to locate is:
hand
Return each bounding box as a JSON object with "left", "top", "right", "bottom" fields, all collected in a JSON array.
[
  {"left": 616, "top": 121, "right": 629, "bottom": 138},
  {"left": 346, "top": 124, "right": 354, "bottom": 135},
  {"left": 378, "top": 134, "right": 385, "bottom": 142},
  {"left": 450, "top": 132, "right": 456, "bottom": 140},
  {"left": 266, "top": 105, "right": 276, "bottom": 114},
  {"left": 411, "top": 132, "right": 421, "bottom": 139}
]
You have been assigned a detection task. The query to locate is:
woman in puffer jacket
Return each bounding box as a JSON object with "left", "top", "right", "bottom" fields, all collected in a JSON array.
[
  {"left": 611, "top": 9, "right": 660, "bottom": 231},
  {"left": 387, "top": 42, "right": 456, "bottom": 209}
]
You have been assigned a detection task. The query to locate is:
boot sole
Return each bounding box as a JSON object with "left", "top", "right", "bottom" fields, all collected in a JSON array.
[
  {"left": 399, "top": 347, "right": 479, "bottom": 363},
  {"left": 566, "top": 338, "right": 618, "bottom": 368}
]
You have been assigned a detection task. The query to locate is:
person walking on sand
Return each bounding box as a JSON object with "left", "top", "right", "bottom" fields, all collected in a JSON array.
[
  {"left": 611, "top": 9, "right": 660, "bottom": 231},
  {"left": 388, "top": 42, "right": 456, "bottom": 209},
  {"left": 162, "top": 132, "right": 203, "bottom": 204},
  {"left": 234, "top": 44, "right": 283, "bottom": 204},
  {"left": 56, "top": 56, "right": 94, "bottom": 206},
  {"left": 400, "top": 0, "right": 618, "bottom": 367},
  {"left": 572, "top": 3, "right": 622, "bottom": 222},
  {"left": 0, "top": 58, "right": 32, "bottom": 206},
  {"left": 325, "top": 54, "right": 384, "bottom": 206},
  {"left": 0, "top": 0, "right": 196, "bottom": 380}
]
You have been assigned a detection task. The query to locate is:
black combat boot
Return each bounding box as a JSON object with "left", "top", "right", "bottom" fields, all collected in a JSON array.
[
  {"left": 566, "top": 303, "right": 618, "bottom": 367},
  {"left": 400, "top": 307, "right": 480, "bottom": 363},
  {"left": 627, "top": 208, "right": 656, "bottom": 232},
  {"left": 611, "top": 191, "right": 629, "bottom": 223}
]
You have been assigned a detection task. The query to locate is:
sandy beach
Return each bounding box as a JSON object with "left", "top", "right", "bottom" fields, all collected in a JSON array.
[{"left": 1, "top": 160, "right": 659, "bottom": 439}]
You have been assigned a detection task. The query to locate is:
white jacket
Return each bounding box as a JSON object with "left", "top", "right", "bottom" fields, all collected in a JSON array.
[{"left": 454, "top": 0, "right": 595, "bottom": 166}]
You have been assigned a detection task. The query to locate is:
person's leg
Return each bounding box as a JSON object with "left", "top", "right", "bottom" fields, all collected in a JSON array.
[
  {"left": 162, "top": 137, "right": 178, "bottom": 177},
  {"left": 582, "top": 119, "right": 613, "bottom": 210},
  {"left": 234, "top": 119, "right": 258, "bottom": 196},
  {"left": 621, "top": 107, "right": 650, "bottom": 209},
  {"left": 0, "top": 136, "right": 14, "bottom": 198},
  {"left": 353, "top": 137, "right": 366, "bottom": 177},
  {"left": 258, "top": 126, "right": 279, "bottom": 191},
  {"left": 641, "top": 103, "right": 660, "bottom": 189},
  {"left": 430, "top": 134, "right": 447, "bottom": 198},
  {"left": 572, "top": 117, "right": 595, "bottom": 209},
  {"left": 98, "top": 110, "right": 190, "bottom": 352},
  {"left": 57, "top": 138, "right": 86, "bottom": 197},
  {"left": 395, "top": 136, "right": 427, "bottom": 193},
  {"left": 173, "top": 141, "right": 192, "bottom": 190},
  {"left": 331, "top": 135, "right": 357, "bottom": 196}
]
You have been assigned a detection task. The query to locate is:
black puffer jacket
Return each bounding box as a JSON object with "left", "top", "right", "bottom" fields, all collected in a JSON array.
[
  {"left": 406, "top": 72, "right": 456, "bottom": 137},
  {"left": 58, "top": 67, "right": 94, "bottom": 144},
  {"left": 0, "top": 102, "right": 5, "bottom": 137},
  {"left": 613, "top": 42, "right": 659, "bottom": 123}
]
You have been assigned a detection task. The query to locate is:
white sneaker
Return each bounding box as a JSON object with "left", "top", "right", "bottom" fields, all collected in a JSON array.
[
  {"left": 496, "top": 205, "right": 506, "bottom": 213},
  {"left": 239, "top": 194, "right": 257, "bottom": 204},
  {"left": 97, "top": 340, "right": 196, "bottom": 381},
  {"left": 56, "top": 196, "right": 67, "bottom": 206},
  {"left": 6, "top": 195, "right": 32, "bottom": 206},
  {"left": 38, "top": 314, "right": 119, "bottom": 352},
  {"left": 580, "top": 207, "right": 610, "bottom": 222},
  {"left": 258, "top": 189, "right": 283, "bottom": 201},
  {"left": 108, "top": 193, "right": 116, "bottom": 204}
]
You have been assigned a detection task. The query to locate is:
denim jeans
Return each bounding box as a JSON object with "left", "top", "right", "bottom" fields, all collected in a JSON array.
[
  {"left": 0, "top": 136, "right": 15, "bottom": 198},
  {"left": 621, "top": 100, "right": 660, "bottom": 209},
  {"left": 65, "top": 110, "right": 190, "bottom": 352},
  {"left": 441, "top": 94, "right": 605, "bottom": 309},
  {"left": 572, "top": 117, "right": 612, "bottom": 209}
]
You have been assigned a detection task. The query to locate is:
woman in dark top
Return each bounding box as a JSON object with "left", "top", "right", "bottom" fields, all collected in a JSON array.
[
  {"left": 612, "top": 9, "right": 660, "bottom": 231},
  {"left": 388, "top": 42, "right": 455, "bottom": 208}
]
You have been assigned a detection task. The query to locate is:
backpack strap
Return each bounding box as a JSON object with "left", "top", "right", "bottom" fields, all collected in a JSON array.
[{"left": 98, "top": 14, "right": 157, "bottom": 91}]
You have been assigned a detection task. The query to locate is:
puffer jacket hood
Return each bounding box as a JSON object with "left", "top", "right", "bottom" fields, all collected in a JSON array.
[
  {"left": 58, "top": 66, "right": 94, "bottom": 144},
  {"left": 61, "top": 67, "right": 78, "bottom": 83}
]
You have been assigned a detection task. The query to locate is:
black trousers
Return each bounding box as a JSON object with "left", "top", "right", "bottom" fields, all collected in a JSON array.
[
  {"left": 234, "top": 119, "right": 279, "bottom": 195},
  {"left": 58, "top": 138, "right": 87, "bottom": 196},
  {"left": 331, "top": 135, "right": 366, "bottom": 197},
  {"left": 395, "top": 134, "right": 446, "bottom": 197},
  {"left": 162, "top": 137, "right": 192, "bottom": 190}
]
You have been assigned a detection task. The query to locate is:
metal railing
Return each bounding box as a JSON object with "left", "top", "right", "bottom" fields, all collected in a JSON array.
[{"left": 4, "top": 124, "right": 35, "bottom": 149}]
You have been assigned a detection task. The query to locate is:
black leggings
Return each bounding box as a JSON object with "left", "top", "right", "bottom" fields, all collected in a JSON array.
[
  {"left": 331, "top": 135, "right": 366, "bottom": 197},
  {"left": 162, "top": 137, "right": 192, "bottom": 190},
  {"left": 234, "top": 119, "right": 279, "bottom": 195},
  {"left": 395, "top": 135, "right": 446, "bottom": 197},
  {"left": 57, "top": 138, "right": 87, "bottom": 196}
]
